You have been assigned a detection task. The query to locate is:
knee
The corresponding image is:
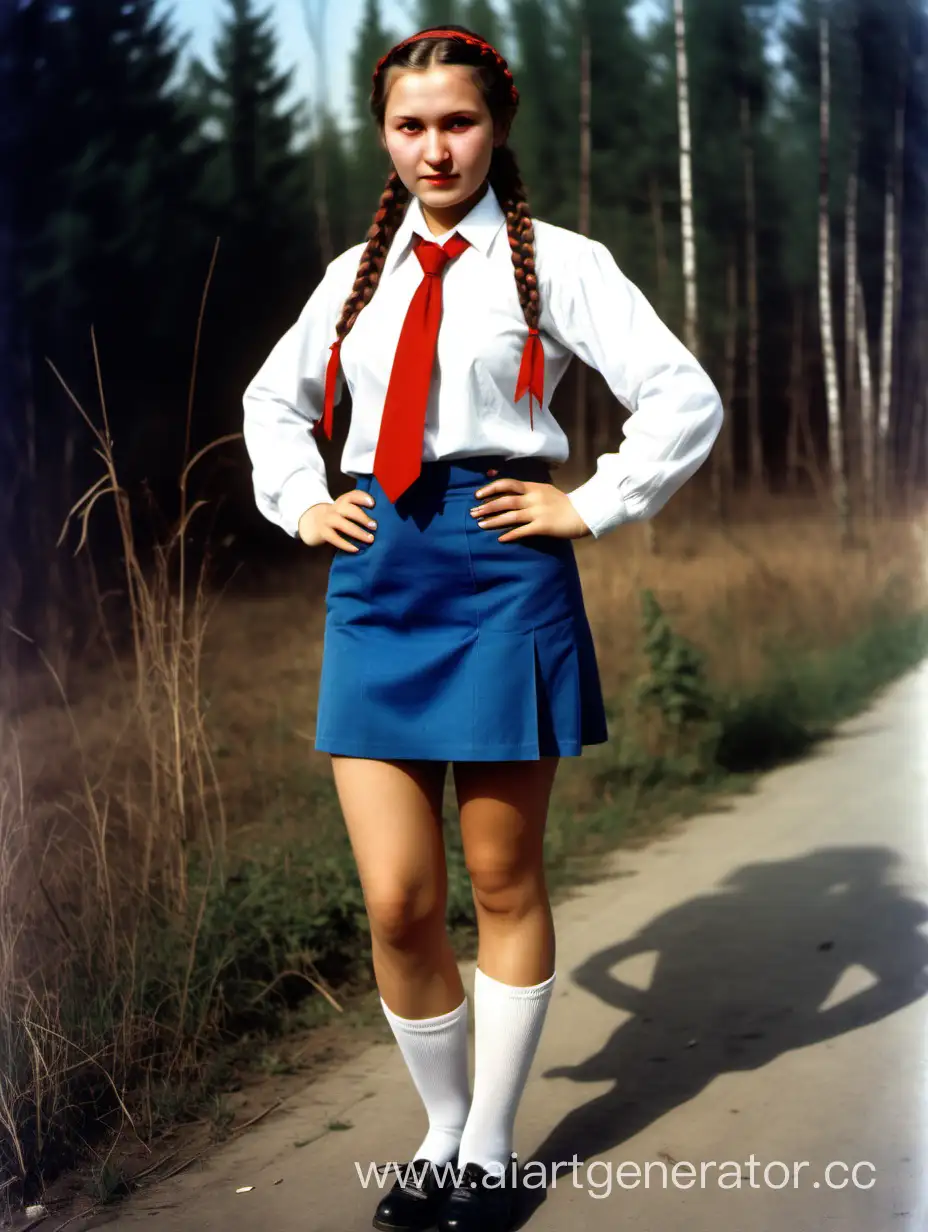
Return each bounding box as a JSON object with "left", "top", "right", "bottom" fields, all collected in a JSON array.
[
  {"left": 365, "top": 883, "right": 445, "bottom": 951},
  {"left": 466, "top": 857, "right": 545, "bottom": 918}
]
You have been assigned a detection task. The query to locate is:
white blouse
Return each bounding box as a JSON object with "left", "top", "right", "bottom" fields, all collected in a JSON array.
[{"left": 242, "top": 184, "right": 723, "bottom": 539}]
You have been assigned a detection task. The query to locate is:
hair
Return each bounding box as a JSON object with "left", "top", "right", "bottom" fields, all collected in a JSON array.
[{"left": 331, "top": 26, "right": 539, "bottom": 350}]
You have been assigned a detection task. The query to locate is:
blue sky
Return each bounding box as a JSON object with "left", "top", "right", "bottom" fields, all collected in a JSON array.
[{"left": 174, "top": 0, "right": 659, "bottom": 133}]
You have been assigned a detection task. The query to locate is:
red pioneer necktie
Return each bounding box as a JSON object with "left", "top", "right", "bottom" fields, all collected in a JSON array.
[
  {"left": 371, "top": 232, "right": 471, "bottom": 502},
  {"left": 315, "top": 229, "right": 545, "bottom": 461}
]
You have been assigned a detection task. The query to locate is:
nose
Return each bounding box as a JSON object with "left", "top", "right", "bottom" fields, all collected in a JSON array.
[{"left": 423, "top": 128, "right": 450, "bottom": 167}]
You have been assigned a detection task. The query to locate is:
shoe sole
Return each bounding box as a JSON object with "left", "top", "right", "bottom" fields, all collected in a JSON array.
[{"left": 372, "top": 1220, "right": 438, "bottom": 1232}]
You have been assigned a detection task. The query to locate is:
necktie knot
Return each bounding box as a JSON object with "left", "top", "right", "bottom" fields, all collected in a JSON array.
[{"left": 414, "top": 232, "right": 470, "bottom": 277}]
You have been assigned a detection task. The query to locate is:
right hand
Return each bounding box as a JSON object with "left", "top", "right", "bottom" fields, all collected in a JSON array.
[{"left": 298, "top": 490, "right": 377, "bottom": 552}]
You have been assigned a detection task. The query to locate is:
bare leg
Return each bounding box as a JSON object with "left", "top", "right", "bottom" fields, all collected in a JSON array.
[
  {"left": 454, "top": 757, "right": 559, "bottom": 985},
  {"left": 447, "top": 757, "right": 560, "bottom": 1192},
  {"left": 331, "top": 755, "right": 463, "bottom": 1016}
]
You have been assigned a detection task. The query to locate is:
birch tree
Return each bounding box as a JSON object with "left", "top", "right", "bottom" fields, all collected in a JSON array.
[
  {"left": 741, "top": 91, "right": 762, "bottom": 490},
  {"left": 876, "top": 34, "right": 907, "bottom": 513},
  {"left": 301, "top": 0, "right": 334, "bottom": 266},
  {"left": 674, "top": 0, "right": 699, "bottom": 358},
  {"left": 576, "top": 24, "right": 591, "bottom": 473},
  {"left": 818, "top": 10, "right": 849, "bottom": 538}
]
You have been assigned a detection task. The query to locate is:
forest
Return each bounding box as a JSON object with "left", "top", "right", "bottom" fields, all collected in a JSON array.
[{"left": 3, "top": 0, "right": 927, "bottom": 647}]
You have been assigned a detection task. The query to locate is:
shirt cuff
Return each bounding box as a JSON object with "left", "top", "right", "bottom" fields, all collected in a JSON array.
[
  {"left": 566, "top": 472, "right": 636, "bottom": 539},
  {"left": 277, "top": 471, "right": 333, "bottom": 538}
]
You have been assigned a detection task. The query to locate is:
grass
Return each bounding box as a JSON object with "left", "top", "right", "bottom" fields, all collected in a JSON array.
[{"left": 0, "top": 364, "right": 926, "bottom": 1222}]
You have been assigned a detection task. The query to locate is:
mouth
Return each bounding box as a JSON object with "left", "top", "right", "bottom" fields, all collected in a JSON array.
[{"left": 421, "top": 173, "right": 458, "bottom": 186}]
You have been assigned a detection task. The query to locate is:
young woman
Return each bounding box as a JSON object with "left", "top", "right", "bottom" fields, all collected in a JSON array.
[{"left": 243, "top": 24, "right": 722, "bottom": 1232}]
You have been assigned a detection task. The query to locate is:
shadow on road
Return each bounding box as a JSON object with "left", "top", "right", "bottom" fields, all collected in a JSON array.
[{"left": 518, "top": 845, "right": 928, "bottom": 1224}]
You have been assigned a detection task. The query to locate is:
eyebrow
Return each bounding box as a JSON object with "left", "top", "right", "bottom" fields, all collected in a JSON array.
[{"left": 391, "top": 110, "right": 482, "bottom": 121}]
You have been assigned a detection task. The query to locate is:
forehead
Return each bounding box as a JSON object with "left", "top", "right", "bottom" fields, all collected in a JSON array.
[{"left": 384, "top": 64, "right": 487, "bottom": 117}]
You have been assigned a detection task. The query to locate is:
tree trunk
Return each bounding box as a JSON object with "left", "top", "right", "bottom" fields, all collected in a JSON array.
[
  {"left": 575, "top": 25, "right": 591, "bottom": 475},
  {"left": 674, "top": 0, "right": 699, "bottom": 358},
  {"left": 857, "top": 278, "right": 875, "bottom": 521},
  {"left": 649, "top": 174, "right": 668, "bottom": 320},
  {"left": 818, "top": 14, "right": 849, "bottom": 539},
  {"left": 844, "top": 91, "right": 860, "bottom": 506},
  {"left": 712, "top": 247, "right": 737, "bottom": 519},
  {"left": 877, "top": 52, "right": 906, "bottom": 515},
  {"left": 787, "top": 293, "right": 802, "bottom": 493},
  {"left": 301, "top": 0, "right": 334, "bottom": 266},
  {"left": 740, "top": 93, "right": 762, "bottom": 493}
]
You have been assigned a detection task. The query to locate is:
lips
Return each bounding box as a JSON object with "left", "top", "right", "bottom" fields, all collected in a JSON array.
[{"left": 422, "top": 174, "right": 457, "bottom": 184}]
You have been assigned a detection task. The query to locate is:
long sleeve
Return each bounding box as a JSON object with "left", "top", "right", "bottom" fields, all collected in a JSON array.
[
  {"left": 542, "top": 232, "right": 724, "bottom": 539},
  {"left": 242, "top": 258, "right": 349, "bottom": 537}
]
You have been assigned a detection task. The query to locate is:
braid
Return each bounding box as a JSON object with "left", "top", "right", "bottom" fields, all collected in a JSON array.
[
  {"left": 335, "top": 170, "right": 410, "bottom": 341},
  {"left": 489, "top": 145, "right": 540, "bottom": 332}
]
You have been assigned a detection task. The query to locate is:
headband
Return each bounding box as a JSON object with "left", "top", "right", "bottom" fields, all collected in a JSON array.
[{"left": 372, "top": 29, "right": 520, "bottom": 111}]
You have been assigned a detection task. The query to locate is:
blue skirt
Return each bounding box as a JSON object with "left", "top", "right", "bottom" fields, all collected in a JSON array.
[{"left": 315, "top": 456, "right": 609, "bottom": 761}]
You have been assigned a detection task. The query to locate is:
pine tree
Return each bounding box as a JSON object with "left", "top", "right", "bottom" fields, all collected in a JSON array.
[
  {"left": 508, "top": 0, "right": 572, "bottom": 224},
  {"left": 462, "top": 0, "right": 505, "bottom": 48},
  {"left": 349, "top": 0, "right": 395, "bottom": 238},
  {"left": 186, "top": 0, "right": 317, "bottom": 454},
  {"left": 416, "top": 0, "right": 459, "bottom": 29},
  {"left": 20, "top": 0, "right": 205, "bottom": 362},
  {"left": 189, "top": 0, "right": 308, "bottom": 257}
]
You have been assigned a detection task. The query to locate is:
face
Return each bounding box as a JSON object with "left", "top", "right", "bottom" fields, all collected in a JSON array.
[{"left": 382, "top": 64, "right": 505, "bottom": 231}]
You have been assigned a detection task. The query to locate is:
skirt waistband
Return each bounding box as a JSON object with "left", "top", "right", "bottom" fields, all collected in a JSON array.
[{"left": 353, "top": 455, "right": 553, "bottom": 494}]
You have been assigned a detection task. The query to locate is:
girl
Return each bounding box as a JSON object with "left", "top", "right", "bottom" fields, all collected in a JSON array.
[{"left": 242, "top": 24, "right": 722, "bottom": 1232}]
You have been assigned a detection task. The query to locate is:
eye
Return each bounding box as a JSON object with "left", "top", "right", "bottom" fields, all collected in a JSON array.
[{"left": 448, "top": 117, "right": 474, "bottom": 128}]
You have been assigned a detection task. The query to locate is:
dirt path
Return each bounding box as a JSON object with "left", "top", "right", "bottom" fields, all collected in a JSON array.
[{"left": 70, "top": 660, "right": 928, "bottom": 1232}]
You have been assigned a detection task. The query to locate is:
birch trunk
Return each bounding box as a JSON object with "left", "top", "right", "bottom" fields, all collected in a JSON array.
[
  {"left": 301, "top": 0, "right": 334, "bottom": 265},
  {"left": 857, "top": 278, "right": 875, "bottom": 521},
  {"left": 844, "top": 101, "right": 859, "bottom": 502},
  {"left": 675, "top": 0, "right": 699, "bottom": 357},
  {"left": 575, "top": 26, "right": 591, "bottom": 475},
  {"left": 818, "top": 15, "right": 849, "bottom": 538},
  {"left": 741, "top": 93, "right": 762, "bottom": 491},
  {"left": 877, "top": 62, "right": 906, "bottom": 513}
]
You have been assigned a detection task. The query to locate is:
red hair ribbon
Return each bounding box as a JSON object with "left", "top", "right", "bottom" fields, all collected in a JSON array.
[
  {"left": 373, "top": 29, "right": 520, "bottom": 110},
  {"left": 515, "top": 327, "right": 544, "bottom": 430},
  {"left": 314, "top": 338, "right": 341, "bottom": 440}
]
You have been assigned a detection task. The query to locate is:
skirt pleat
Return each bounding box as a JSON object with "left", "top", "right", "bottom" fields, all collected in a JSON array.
[{"left": 314, "top": 455, "right": 608, "bottom": 761}]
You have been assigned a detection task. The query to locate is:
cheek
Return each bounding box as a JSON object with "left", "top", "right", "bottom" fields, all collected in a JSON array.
[
  {"left": 455, "top": 128, "right": 494, "bottom": 166},
  {"left": 383, "top": 135, "right": 414, "bottom": 167}
]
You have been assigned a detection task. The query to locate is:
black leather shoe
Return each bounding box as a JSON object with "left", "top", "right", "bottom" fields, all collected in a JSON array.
[
  {"left": 437, "top": 1161, "right": 518, "bottom": 1232},
  {"left": 372, "top": 1158, "right": 456, "bottom": 1231}
]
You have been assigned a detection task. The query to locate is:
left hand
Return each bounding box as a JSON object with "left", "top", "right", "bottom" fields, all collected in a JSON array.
[{"left": 470, "top": 479, "right": 592, "bottom": 542}]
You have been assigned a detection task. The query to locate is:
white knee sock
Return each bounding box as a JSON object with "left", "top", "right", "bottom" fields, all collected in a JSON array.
[
  {"left": 456, "top": 967, "right": 556, "bottom": 1176},
  {"left": 380, "top": 995, "right": 471, "bottom": 1166}
]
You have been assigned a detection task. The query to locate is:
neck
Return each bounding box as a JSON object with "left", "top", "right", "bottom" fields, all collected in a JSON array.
[{"left": 420, "top": 180, "right": 489, "bottom": 237}]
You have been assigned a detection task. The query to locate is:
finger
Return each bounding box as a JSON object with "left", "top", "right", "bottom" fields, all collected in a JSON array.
[
  {"left": 473, "top": 494, "right": 525, "bottom": 516},
  {"left": 497, "top": 521, "right": 543, "bottom": 542},
  {"left": 474, "top": 478, "right": 526, "bottom": 500},
  {"left": 335, "top": 514, "right": 375, "bottom": 543},
  {"left": 478, "top": 509, "right": 533, "bottom": 529},
  {"left": 345, "top": 489, "right": 377, "bottom": 509},
  {"left": 324, "top": 527, "right": 362, "bottom": 552},
  {"left": 339, "top": 503, "right": 378, "bottom": 530}
]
